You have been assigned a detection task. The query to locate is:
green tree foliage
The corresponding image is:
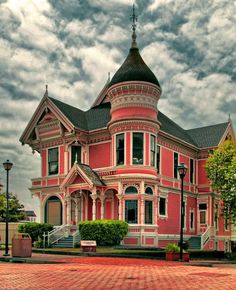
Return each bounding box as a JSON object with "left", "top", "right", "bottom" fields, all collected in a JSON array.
[
  {"left": 18, "top": 222, "right": 53, "bottom": 243},
  {"left": 0, "top": 192, "right": 26, "bottom": 222},
  {"left": 79, "top": 220, "right": 128, "bottom": 246},
  {"left": 206, "top": 140, "right": 236, "bottom": 223}
]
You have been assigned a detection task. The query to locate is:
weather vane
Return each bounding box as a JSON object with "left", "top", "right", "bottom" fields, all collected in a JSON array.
[{"left": 130, "top": 4, "right": 138, "bottom": 48}]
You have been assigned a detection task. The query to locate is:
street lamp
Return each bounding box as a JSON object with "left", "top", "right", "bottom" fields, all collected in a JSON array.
[
  {"left": 3, "top": 160, "right": 13, "bottom": 256},
  {"left": 177, "top": 162, "right": 188, "bottom": 261}
]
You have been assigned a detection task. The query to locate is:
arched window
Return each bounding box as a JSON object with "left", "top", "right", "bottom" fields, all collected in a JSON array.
[
  {"left": 125, "top": 186, "right": 138, "bottom": 194},
  {"left": 145, "top": 187, "right": 153, "bottom": 195}
]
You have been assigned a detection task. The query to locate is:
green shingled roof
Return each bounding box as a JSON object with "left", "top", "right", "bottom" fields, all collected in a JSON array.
[
  {"left": 78, "top": 163, "right": 105, "bottom": 186},
  {"left": 49, "top": 96, "right": 228, "bottom": 149},
  {"left": 158, "top": 111, "right": 198, "bottom": 146},
  {"left": 187, "top": 122, "right": 229, "bottom": 148},
  {"left": 109, "top": 47, "right": 160, "bottom": 88}
]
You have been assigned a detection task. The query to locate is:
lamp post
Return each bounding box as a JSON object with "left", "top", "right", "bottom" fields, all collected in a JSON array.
[
  {"left": 3, "top": 160, "right": 13, "bottom": 256},
  {"left": 177, "top": 163, "right": 188, "bottom": 261}
]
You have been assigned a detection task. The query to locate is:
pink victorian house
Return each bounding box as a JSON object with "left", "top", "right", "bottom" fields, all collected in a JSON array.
[{"left": 20, "top": 23, "right": 235, "bottom": 251}]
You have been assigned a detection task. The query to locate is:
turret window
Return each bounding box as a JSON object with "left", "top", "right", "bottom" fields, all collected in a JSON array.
[
  {"left": 48, "top": 147, "right": 58, "bottom": 175},
  {"left": 150, "top": 135, "right": 156, "bottom": 166},
  {"left": 116, "top": 133, "right": 124, "bottom": 165},
  {"left": 132, "top": 133, "right": 143, "bottom": 164}
]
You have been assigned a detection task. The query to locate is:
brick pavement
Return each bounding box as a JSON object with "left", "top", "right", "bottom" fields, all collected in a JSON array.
[{"left": 0, "top": 255, "right": 236, "bottom": 289}]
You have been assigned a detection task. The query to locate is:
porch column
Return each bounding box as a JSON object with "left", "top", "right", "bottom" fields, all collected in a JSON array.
[
  {"left": 91, "top": 194, "right": 97, "bottom": 221},
  {"left": 66, "top": 196, "right": 71, "bottom": 224},
  {"left": 140, "top": 181, "right": 145, "bottom": 224},
  {"left": 75, "top": 198, "right": 79, "bottom": 224},
  {"left": 116, "top": 194, "right": 123, "bottom": 221},
  {"left": 140, "top": 196, "right": 145, "bottom": 224},
  {"left": 100, "top": 196, "right": 105, "bottom": 220}
]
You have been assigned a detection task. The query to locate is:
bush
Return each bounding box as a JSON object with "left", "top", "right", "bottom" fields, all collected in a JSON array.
[
  {"left": 78, "top": 220, "right": 128, "bottom": 246},
  {"left": 18, "top": 222, "right": 53, "bottom": 243}
]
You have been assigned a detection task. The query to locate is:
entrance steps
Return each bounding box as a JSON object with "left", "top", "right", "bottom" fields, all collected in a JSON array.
[
  {"left": 51, "top": 235, "right": 74, "bottom": 248},
  {"left": 188, "top": 236, "right": 201, "bottom": 250}
]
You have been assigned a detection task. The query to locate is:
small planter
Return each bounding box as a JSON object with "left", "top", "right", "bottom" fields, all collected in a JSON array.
[{"left": 166, "top": 252, "right": 190, "bottom": 262}]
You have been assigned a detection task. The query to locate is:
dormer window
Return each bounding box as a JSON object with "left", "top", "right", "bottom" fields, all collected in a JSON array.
[
  {"left": 132, "top": 132, "right": 143, "bottom": 164},
  {"left": 48, "top": 147, "right": 58, "bottom": 175},
  {"left": 71, "top": 145, "right": 81, "bottom": 167}
]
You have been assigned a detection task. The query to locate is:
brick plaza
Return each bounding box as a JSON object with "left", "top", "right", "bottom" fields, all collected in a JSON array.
[{"left": 0, "top": 255, "right": 236, "bottom": 289}]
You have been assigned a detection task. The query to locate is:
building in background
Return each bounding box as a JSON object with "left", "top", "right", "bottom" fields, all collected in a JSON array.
[{"left": 20, "top": 17, "right": 235, "bottom": 251}]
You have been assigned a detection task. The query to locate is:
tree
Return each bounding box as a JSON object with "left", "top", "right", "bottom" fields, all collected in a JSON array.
[
  {"left": 205, "top": 140, "right": 236, "bottom": 224},
  {"left": 0, "top": 192, "right": 26, "bottom": 222}
]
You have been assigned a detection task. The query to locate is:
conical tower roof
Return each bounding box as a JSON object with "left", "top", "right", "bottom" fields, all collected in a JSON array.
[{"left": 109, "top": 46, "right": 160, "bottom": 88}]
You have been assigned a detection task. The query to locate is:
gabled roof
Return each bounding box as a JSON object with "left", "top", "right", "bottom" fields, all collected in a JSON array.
[
  {"left": 49, "top": 97, "right": 87, "bottom": 130},
  {"left": 60, "top": 162, "right": 105, "bottom": 190},
  {"left": 158, "top": 111, "right": 198, "bottom": 147},
  {"left": 187, "top": 122, "right": 229, "bottom": 148},
  {"left": 49, "top": 97, "right": 111, "bottom": 131}
]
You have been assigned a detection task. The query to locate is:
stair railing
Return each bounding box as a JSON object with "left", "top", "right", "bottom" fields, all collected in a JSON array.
[
  {"left": 47, "top": 224, "right": 71, "bottom": 247},
  {"left": 201, "top": 226, "right": 214, "bottom": 249},
  {"left": 72, "top": 230, "right": 81, "bottom": 248}
]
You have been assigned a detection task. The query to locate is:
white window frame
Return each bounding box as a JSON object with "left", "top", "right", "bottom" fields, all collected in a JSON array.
[{"left": 159, "top": 194, "right": 168, "bottom": 218}]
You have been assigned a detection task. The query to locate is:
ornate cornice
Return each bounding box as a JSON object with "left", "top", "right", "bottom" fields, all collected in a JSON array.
[
  {"left": 107, "top": 82, "right": 161, "bottom": 101},
  {"left": 108, "top": 119, "right": 160, "bottom": 135}
]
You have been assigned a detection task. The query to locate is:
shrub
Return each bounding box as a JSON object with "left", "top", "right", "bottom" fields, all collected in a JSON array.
[
  {"left": 165, "top": 243, "right": 180, "bottom": 253},
  {"left": 78, "top": 220, "right": 128, "bottom": 246},
  {"left": 18, "top": 222, "right": 53, "bottom": 243}
]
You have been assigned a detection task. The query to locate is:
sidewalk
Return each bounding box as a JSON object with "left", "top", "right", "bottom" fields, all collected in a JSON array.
[{"left": 1, "top": 253, "right": 236, "bottom": 289}]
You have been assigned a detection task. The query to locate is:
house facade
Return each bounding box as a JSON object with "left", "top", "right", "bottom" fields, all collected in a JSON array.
[{"left": 20, "top": 25, "right": 235, "bottom": 251}]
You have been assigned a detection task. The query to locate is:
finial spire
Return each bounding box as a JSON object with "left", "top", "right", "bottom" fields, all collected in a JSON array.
[
  {"left": 44, "top": 84, "right": 48, "bottom": 97},
  {"left": 130, "top": 4, "right": 138, "bottom": 48},
  {"left": 228, "top": 113, "right": 231, "bottom": 122}
]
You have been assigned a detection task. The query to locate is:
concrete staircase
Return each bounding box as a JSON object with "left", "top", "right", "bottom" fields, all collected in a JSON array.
[
  {"left": 51, "top": 235, "right": 74, "bottom": 248},
  {"left": 188, "top": 236, "right": 201, "bottom": 250}
]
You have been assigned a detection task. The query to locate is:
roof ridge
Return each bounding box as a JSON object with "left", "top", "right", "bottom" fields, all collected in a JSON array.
[
  {"left": 48, "top": 96, "right": 85, "bottom": 113},
  {"left": 187, "top": 121, "right": 229, "bottom": 132}
]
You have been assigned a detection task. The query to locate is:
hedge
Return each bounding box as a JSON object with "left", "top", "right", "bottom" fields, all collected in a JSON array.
[
  {"left": 18, "top": 222, "right": 53, "bottom": 243},
  {"left": 78, "top": 220, "right": 128, "bottom": 246}
]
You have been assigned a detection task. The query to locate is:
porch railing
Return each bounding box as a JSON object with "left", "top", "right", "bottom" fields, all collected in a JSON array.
[
  {"left": 47, "top": 224, "right": 71, "bottom": 247},
  {"left": 201, "top": 226, "right": 214, "bottom": 249},
  {"left": 72, "top": 230, "right": 81, "bottom": 247}
]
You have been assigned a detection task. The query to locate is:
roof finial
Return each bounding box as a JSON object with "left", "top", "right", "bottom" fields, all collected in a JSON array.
[
  {"left": 108, "top": 72, "right": 110, "bottom": 82},
  {"left": 228, "top": 113, "right": 231, "bottom": 122},
  {"left": 130, "top": 4, "right": 138, "bottom": 48},
  {"left": 44, "top": 84, "right": 48, "bottom": 97}
]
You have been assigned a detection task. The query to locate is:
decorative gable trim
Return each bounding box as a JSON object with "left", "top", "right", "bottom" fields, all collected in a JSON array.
[{"left": 20, "top": 95, "right": 74, "bottom": 146}]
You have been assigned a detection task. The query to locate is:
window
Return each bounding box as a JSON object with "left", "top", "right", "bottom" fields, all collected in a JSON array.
[
  {"left": 116, "top": 133, "right": 124, "bottom": 165},
  {"left": 125, "top": 186, "right": 138, "bottom": 194},
  {"left": 190, "top": 159, "right": 194, "bottom": 183},
  {"left": 71, "top": 145, "right": 81, "bottom": 166},
  {"left": 145, "top": 201, "right": 153, "bottom": 224},
  {"left": 156, "top": 145, "right": 160, "bottom": 173},
  {"left": 48, "top": 147, "right": 58, "bottom": 175},
  {"left": 174, "top": 152, "right": 178, "bottom": 179},
  {"left": 190, "top": 210, "right": 194, "bottom": 230},
  {"left": 199, "top": 203, "right": 207, "bottom": 224},
  {"left": 150, "top": 135, "right": 156, "bottom": 166},
  {"left": 145, "top": 187, "right": 153, "bottom": 195},
  {"left": 125, "top": 200, "right": 138, "bottom": 224},
  {"left": 159, "top": 197, "right": 166, "bottom": 216},
  {"left": 132, "top": 133, "right": 143, "bottom": 164}
]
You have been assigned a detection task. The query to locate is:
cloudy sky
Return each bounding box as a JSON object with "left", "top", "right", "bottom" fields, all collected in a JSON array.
[{"left": 0, "top": 0, "right": 235, "bottom": 218}]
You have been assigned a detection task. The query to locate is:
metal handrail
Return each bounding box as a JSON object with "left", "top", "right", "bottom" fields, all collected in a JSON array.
[
  {"left": 47, "top": 224, "right": 71, "bottom": 246},
  {"left": 72, "top": 230, "right": 81, "bottom": 247}
]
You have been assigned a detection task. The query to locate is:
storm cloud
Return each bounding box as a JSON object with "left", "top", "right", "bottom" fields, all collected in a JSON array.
[{"left": 0, "top": 0, "right": 235, "bottom": 217}]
